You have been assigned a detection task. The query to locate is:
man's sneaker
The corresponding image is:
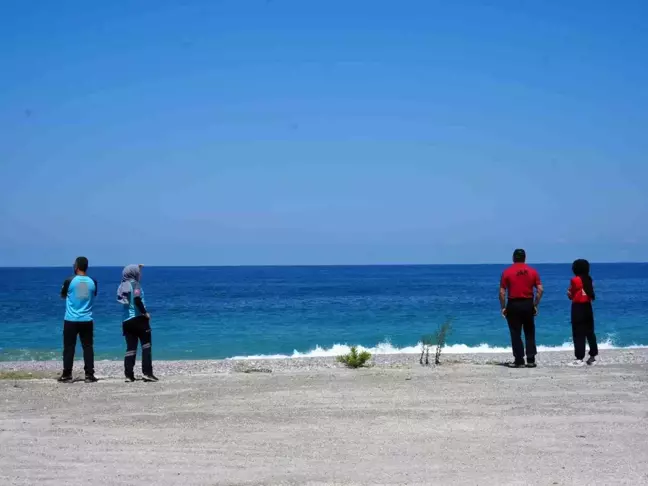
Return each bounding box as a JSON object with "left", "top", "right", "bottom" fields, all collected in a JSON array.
[
  {"left": 587, "top": 356, "right": 597, "bottom": 366},
  {"left": 57, "top": 374, "right": 73, "bottom": 383},
  {"left": 142, "top": 374, "right": 159, "bottom": 382},
  {"left": 125, "top": 375, "right": 136, "bottom": 383},
  {"left": 84, "top": 374, "right": 99, "bottom": 383},
  {"left": 526, "top": 362, "right": 537, "bottom": 368},
  {"left": 569, "top": 359, "right": 585, "bottom": 367},
  {"left": 507, "top": 362, "right": 526, "bottom": 369}
]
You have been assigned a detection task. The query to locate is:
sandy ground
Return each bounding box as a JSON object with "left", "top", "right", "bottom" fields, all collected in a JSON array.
[{"left": 1, "top": 354, "right": 648, "bottom": 485}]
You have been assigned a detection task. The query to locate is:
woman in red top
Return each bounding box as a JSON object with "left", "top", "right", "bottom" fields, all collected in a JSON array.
[{"left": 567, "top": 259, "right": 598, "bottom": 366}]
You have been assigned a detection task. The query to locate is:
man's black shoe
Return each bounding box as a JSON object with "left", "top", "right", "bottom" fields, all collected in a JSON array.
[
  {"left": 57, "top": 374, "right": 73, "bottom": 383},
  {"left": 526, "top": 362, "right": 537, "bottom": 368},
  {"left": 507, "top": 362, "right": 526, "bottom": 369},
  {"left": 84, "top": 374, "right": 98, "bottom": 383},
  {"left": 142, "top": 374, "right": 159, "bottom": 383}
]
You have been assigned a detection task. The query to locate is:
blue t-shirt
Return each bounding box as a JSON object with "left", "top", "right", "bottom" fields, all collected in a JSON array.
[
  {"left": 61, "top": 275, "right": 97, "bottom": 322},
  {"left": 122, "top": 280, "right": 146, "bottom": 321}
]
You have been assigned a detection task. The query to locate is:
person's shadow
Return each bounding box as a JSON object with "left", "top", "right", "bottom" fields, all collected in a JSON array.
[
  {"left": 489, "top": 361, "right": 523, "bottom": 368},
  {"left": 66, "top": 377, "right": 102, "bottom": 383},
  {"left": 491, "top": 362, "right": 511, "bottom": 367}
]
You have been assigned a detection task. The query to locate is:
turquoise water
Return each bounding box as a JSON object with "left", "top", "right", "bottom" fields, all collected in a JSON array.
[{"left": 0, "top": 264, "right": 646, "bottom": 361}]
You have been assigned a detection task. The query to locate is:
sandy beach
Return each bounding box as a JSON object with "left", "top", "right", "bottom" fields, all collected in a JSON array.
[{"left": 2, "top": 350, "right": 648, "bottom": 485}]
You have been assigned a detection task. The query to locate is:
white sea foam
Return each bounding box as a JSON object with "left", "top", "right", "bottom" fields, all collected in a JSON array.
[{"left": 228, "top": 338, "right": 648, "bottom": 360}]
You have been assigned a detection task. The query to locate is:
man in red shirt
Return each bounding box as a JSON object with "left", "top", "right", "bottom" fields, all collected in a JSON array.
[{"left": 499, "top": 249, "right": 544, "bottom": 368}]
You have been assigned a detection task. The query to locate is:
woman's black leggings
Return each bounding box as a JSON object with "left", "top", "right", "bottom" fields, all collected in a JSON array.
[
  {"left": 571, "top": 302, "right": 598, "bottom": 360},
  {"left": 123, "top": 316, "right": 153, "bottom": 376}
]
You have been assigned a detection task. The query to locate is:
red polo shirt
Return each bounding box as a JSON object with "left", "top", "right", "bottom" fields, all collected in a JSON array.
[{"left": 500, "top": 263, "right": 541, "bottom": 299}]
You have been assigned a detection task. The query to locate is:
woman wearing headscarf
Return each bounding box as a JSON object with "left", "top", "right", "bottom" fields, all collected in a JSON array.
[
  {"left": 567, "top": 259, "right": 598, "bottom": 366},
  {"left": 117, "top": 264, "right": 158, "bottom": 382}
]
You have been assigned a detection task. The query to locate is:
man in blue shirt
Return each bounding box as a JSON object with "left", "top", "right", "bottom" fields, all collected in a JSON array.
[{"left": 58, "top": 256, "right": 98, "bottom": 383}]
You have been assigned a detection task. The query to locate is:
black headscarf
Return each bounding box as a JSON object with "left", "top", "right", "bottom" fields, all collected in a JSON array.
[{"left": 572, "top": 259, "right": 595, "bottom": 301}]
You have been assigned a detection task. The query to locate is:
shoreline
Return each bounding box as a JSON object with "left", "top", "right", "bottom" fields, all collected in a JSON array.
[{"left": 2, "top": 348, "right": 648, "bottom": 378}]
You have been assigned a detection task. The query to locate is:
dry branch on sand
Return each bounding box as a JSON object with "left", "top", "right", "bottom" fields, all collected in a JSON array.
[{"left": 420, "top": 319, "right": 453, "bottom": 366}]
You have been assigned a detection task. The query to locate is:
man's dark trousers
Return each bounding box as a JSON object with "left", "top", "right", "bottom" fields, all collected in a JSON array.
[
  {"left": 62, "top": 321, "right": 94, "bottom": 375},
  {"left": 506, "top": 299, "right": 536, "bottom": 364}
]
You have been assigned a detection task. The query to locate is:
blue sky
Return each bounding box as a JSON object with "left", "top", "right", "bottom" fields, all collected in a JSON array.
[{"left": 1, "top": 0, "right": 646, "bottom": 266}]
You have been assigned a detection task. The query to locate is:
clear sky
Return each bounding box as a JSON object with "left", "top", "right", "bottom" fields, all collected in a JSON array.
[{"left": 1, "top": 0, "right": 646, "bottom": 266}]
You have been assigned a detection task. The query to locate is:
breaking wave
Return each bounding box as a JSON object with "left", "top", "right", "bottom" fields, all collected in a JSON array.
[{"left": 229, "top": 337, "right": 648, "bottom": 360}]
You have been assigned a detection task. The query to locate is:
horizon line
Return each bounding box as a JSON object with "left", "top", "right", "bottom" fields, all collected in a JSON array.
[{"left": 1, "top": 261, "right": 646, "bottom": 269}]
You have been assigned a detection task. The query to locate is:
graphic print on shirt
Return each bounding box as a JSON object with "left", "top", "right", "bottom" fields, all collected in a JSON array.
[
  {"left": 75, "top": 281, "right": 90, "bottom": 300},
  {"left": 569, "top": 276, "right": 593, "bottom": 304}
]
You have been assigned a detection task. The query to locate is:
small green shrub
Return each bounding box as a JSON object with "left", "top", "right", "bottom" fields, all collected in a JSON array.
[
  {"left": 337, "top": 346, "right": 372, "bottom": 368},
  {"left": 420, "top": 319, "right": 453, "bottom": 366}
]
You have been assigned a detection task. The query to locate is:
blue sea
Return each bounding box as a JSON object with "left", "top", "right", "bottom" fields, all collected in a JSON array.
[{"left": 0, "top": 264, "right": 647, "bottom": 361}]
